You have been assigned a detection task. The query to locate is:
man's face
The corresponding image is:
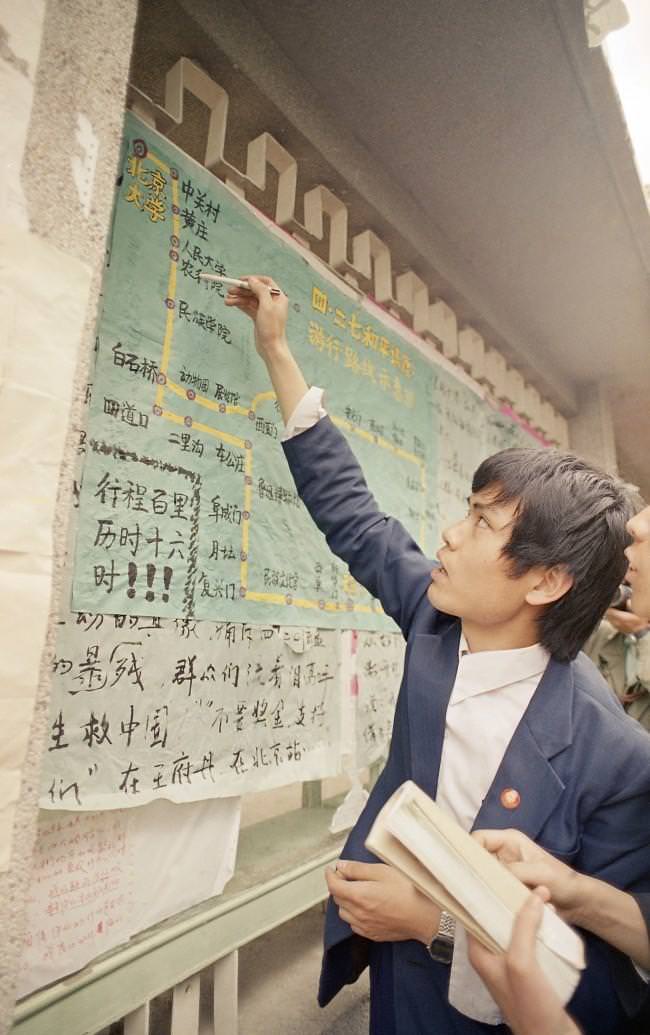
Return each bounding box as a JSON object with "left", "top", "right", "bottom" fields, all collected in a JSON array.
[
  {"left": 625, "top": 506, "right": 650, "bottom": 620},
  {"left": 427, "top": 486, "right": 541, "bottom": 628}
]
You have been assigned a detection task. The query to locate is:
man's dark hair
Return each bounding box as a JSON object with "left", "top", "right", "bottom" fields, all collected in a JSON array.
[{"left": 472, "top": 448, "right": 634, "bottom": 662}]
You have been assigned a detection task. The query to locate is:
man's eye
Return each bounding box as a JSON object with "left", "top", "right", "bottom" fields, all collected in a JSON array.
[{"left": 476, "top": 515, "right": 489, "bottom": 529}]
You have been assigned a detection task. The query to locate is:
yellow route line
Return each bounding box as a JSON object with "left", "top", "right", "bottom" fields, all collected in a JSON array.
[
  {"left": 250, "top": 390, "right": 277, "bottom": 411},
  {"left": 244, "top": 591, "right": 375, "bottom": 614},
  {"left": 240, "top": 448, "right": 253, "bottom": 589},
  {"left": 147, "top": 153, "right": 168, "bottom": 172},
  {"left": 166, "top": 379, "right": 250, "bottom": 416},
  {"left": 330, "top": 415, "right": 423, "bottom": 469},
  {"left": 165, "top": 379, "right": 190, "bottom": 403},
  {"left": 155, "top": 160, "right": 180, "bottom": 409},
  {"left": 165, "top": 378, "right": 275, "bottom": 418},
  {"left": 161, "top": 410, "right": 246, "bottom": 449},
  {"left": 143, "top": 140, "right": 422, "bottom": 615},
  {"left": 419, "top": 464, "right": 428, "bottom": 545},
  {"left": 331, "top": 415, "right": 430, "bottom": 550},
  {"left": 161, "top": 398, "right": 425, "bottom": 612},
  {"left": 191, "top": 418, "right": 246, "bottom": 449}
]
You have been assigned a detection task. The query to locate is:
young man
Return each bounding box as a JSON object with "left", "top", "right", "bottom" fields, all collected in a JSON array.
[
  {"left": 225, "top": 276, "right": 650, "bottom": 1034},
  {"left": 469, "top": 504, "right": 650, "bottom": 1035}
]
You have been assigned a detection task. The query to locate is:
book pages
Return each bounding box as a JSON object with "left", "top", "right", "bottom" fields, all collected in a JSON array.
[{"left": 365, "top": 780, "right": 585, "bottom": 1005}]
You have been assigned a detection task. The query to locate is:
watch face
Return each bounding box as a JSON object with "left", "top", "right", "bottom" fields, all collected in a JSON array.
[{"left": 427, "top": 936, "right": 454, "bottom": 965}]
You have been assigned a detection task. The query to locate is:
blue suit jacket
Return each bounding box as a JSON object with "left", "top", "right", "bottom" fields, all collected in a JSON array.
[{"left": 283, "top": 417, "right": 650, "bottom": 1035}]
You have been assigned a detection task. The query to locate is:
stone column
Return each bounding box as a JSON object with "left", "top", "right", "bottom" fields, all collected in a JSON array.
[{"left": 0, "top": 3, "right": 138, "bottom": 1030}]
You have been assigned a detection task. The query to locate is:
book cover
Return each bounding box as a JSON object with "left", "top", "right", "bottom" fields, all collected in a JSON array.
[{"left": 365, "top": 780, "right": 585, "bottom": 1004}]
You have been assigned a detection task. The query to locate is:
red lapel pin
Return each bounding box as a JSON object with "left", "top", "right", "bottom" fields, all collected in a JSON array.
[{"left": 500, "top": 787, "right": 521, "bottom": 810}]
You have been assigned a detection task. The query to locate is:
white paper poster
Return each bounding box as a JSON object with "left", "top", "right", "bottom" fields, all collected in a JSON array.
[
  {"left": 18, "top": 796, "right": 240, "bottom": 998},
  {"left": 42, "top": 616, "right": 342, "bottom": 809},
  {"left": 354, "top": 631, "right": 405, "bottom": 767}
]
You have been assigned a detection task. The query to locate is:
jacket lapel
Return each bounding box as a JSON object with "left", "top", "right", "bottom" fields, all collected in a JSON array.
[
  {"left": 472, "top": 656, "right": 575, "bottom": 839},
  {"left": 407, "top": 622, "right": 460, "bottom": 799}
]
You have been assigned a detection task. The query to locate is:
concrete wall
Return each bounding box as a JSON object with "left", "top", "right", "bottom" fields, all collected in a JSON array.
[
  {"left": 568, "top": 383, "right": 619, "bottom": 476},
  {"left": 0, "top": 3, "right": 138, "bottom": 1031}
]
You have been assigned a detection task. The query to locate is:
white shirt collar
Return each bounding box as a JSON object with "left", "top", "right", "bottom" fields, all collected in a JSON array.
[{"left": 452, "top": 632, "right": 550, "bottom": 702}]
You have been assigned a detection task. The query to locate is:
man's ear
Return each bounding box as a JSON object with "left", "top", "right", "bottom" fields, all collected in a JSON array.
[{"left": 525, "top": 565, "right": 573, "bottom": 607}]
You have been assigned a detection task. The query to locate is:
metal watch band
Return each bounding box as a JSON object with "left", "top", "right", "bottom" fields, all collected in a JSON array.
[
  {"left": 427, "top": 909, "right": 456, "bottom": 964},
  {"left": 438, "top": 910, "right": 456, "bottom": 940}
]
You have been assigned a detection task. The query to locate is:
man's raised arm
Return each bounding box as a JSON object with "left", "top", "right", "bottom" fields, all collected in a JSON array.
[
  {"left": 224, "top": 274, "right": 307, "bottom": 423},
  {"left": 224, "top": 274, "right": 433, "bottom": 636}
]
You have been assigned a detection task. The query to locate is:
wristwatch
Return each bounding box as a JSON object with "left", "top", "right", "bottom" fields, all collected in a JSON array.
[{"left": 427, "top": 909, "right": 456, "bottom": 964}]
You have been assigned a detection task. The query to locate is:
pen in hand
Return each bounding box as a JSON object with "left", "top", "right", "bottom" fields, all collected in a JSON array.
[{"left": 199, "top": 273, "right": 282, "bottom": 297}]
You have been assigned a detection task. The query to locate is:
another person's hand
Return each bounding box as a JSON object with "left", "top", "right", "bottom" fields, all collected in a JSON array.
[
  {"left": 473, "top": 828, "right": 582, "bottom": 922},
  {"left": 325, "top": 860, "right": 439, "bottom": 944},
  {"left": 224, "top": 274, "right": 289, "bottom": 358},
  {"left": 468, "top": 889, "right": 581, "bottom": 1035},
  {"left": 621, "top": 688, "right": 648, "bottom": 704},
  {"left": 605, "top": 606, "right": 649, "bottom": 636},
  {"left": 476, "top": 828, "right": 650, "bottom": 969}
]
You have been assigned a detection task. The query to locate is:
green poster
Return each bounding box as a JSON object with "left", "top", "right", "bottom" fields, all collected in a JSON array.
[{"left": 72, "top": 113, "right": 441, "bottom": 629}]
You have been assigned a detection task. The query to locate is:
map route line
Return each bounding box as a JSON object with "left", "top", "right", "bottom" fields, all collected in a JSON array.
[
  {"left": 241, "top": 447, "right": 253, "bottom": 589},
  {"left": 160, "top": 410, "right": 247, "bottom": 450},
  {"left": 135, "top": 139, "right": 416, "bottom": 620},
  {"left": 158, "top": 402, "right": 421, "bottom": 616},
  {"left": 154, "top": 157, "right": 180, "bottom": 411},
  {"left": 244, "top": 589, "right": 378, "bottom": 614},
  {"left": 164, "top": 378, "right": 277, "bottom": 421},
  {"left": 250, "top": 390, "right": 277, "bottom": 411},
  {"left": 331, "top": 415, "right": 427, "bottom": 543},
  {"left": 165, "top": 378, "right": 250, "bottom": 417},
  {"left": 331, "top": 415, "right": 422, "bottom": 468}
]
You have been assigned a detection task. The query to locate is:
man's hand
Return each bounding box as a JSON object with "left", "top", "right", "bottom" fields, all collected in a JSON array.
[
  {"left": 472, "top": 829, "right": 583, "bottom": 922},
  {"left": 468, "top": 890, "right": 581, "bottom": 1035},
  {"left": 224, "top": 274, "right": 289, "bottom": 358},
  {"left": 224, "top": 274, "right": 308, "bottom": 423},
  {"left": 325, "top": 860, "right": 440, "bottom": 944}
]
